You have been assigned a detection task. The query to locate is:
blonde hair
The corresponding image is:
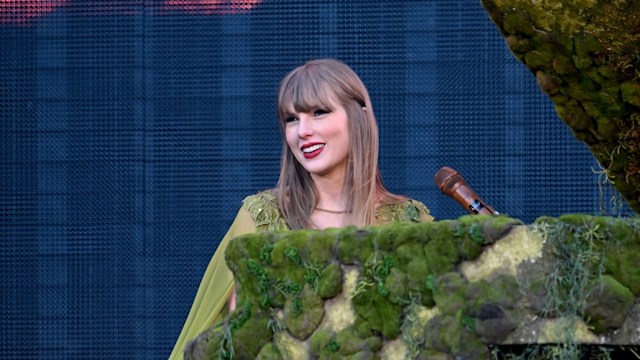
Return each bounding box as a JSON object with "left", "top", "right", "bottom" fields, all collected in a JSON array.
[{"left": 276, "top": 59, "right": 405, "bottom": 229}]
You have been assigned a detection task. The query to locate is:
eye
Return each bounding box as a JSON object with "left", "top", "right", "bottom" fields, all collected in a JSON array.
[
  {"left": 313, "top": 109, "right": 329, "bottom": 116},
  {"left": 284, "top": 116, "right": 298, "bottom": 123}
]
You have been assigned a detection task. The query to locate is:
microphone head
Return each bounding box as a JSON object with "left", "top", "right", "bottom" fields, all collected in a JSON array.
[{"left": 434, "top": 166, "right": 466, "bottom": 196}]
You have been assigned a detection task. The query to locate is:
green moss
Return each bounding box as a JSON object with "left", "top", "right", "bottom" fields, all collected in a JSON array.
[
  {"left": 487, "top": 275, "right": 521, "bottom": 307},
  {"left": 604, "top": 243, "right": 640, "bottom": 295},
  {"left": 482, "top": 216, "right": 524, "bottom": 242},
  {"left": 597, "top": 88, "right": 625, "bottom": 117},
  {"left": 481, "top": 0, "right": 640, "bottom": 214},
  {"left": 395, "top": 242, "right": 425, "bottom": 272},
  {"left": 425, "top": 238, "right": 458, "bottom": 270},
  {"left": 425, "top": 222, "right": 460, "bottom": 272},
  {"left": 336, "top": 327, "right": 365, "bottom": 355},
  {"left": 406, "top": 257, "right": 435, "bottom": 306},
  {"left": 457, "top": 236, "right": 484, "bottom": 260},
  {"left": 569, "top": 77, "right": 600, "bottom": 101},
  {"left": 309, "top": 329, "right": 332, "bottom": 356},
  {"left": 284, "top": 247, "right": 302, "bottom": 266},
  {"left": 270, "top": 263, "right": 305, "bottom": 288},
  {"left": 555, "top": 213, "right": 591, "bottom": 226},
  {"left": 337, "top": 228, "right": 375, "bottom": 265},
  {"left": 608, "top": 219, "right": 638, "bottom": 243},
  {"left": 327, "top": 338, "right": 340, "bottom": 353},
  {"left": 506, "top": 35, "right": 532, "bottom": 53},
  {"left": 377, "top": 223, "right": 416, "bottom": 251},
  {"left": 584, "top": 275, "right": 634, "bottom": 333},
  {"left": 229, "top": 302, "right": 252, "bottom": 330},
  {"left": 317, "top": 261, "right": 343, "bottom": 298},
  {"left": 596, "top": 117, "right": 619, "bottom": 140},
  {"left": 260, "top": 242, "right": 274, "bottom": 265},
  {"left": 621, "top": 81, "right": 640, "bottom": 107},
  {"left": 223, "top": 214, "right": 640, "bottom": 358},
  {"left": 502, "top": 11, "right": 536, "bottom": 36},
  {"left": 551, "top": 53, "right": 578, "bottom": 75},
  {"left": 433, "top": 272, "right": 468, "bottom": 315},
  {"left": 364, "top": 335, "right": 383, "bottom": 352},
  {"left": 283, "top": 284, "right": 324, "bottom": 340},
  {"left": 305, "top": 230, "right": 338, "bottom": 266},
  {"left": 384, "top": 267, "right": 408, "bottom": 303},
  {"left": 555, "top": 101, "right": 592, "bottom": 131},
  {"left": 352, "top": 284, "right": 403, "bottom": 339},
  {"left": 450, "top": 331, "right": 488, "bottom": 360},
  {"left": 596, "top": 65, "right": 619, "bottom": 81},
  {"left": 572, "top": 55, "right": 593, "bottom": 70},
  {"left": 416, "top": 349, "right": 451, "bottom": 360},
  {"left": 425, "top": 315, "right": 456, "bottom": 353},
  {"left": 525, "top": 50, "right": 553, "bottom": 69},
  {"left": 574, "top": 33, "right": 604, "bottom": 56},
  {"left": 242, "top": 259, "right": 272, "bottom": 308},
  {"left": 355, "top": 318, "right": 374, "bottom": 338},
  {"left": 255, "top": 342, "right": 282, "bottom": 360},
  {"left": 452, "top": 216, "right": 497, "bottom": 260},
  {"left": 205, "top": 323, "right": 229, "bottom": 360},
  {"left": 228, "top": 313, "right": 272, "bottom": 359}
]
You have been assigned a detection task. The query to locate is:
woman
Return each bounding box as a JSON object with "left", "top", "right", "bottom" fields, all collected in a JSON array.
[{"left": 168, "top": 59, "right": 433, "bottom": 360}]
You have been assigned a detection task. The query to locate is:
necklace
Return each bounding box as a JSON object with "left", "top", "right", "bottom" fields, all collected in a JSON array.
[{"left": 314, "top": 207, "right": 352, "bottom": 214}]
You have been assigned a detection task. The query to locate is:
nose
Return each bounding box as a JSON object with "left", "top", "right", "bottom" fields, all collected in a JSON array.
[{"left": 297, "top": 115, "right": 314, "bottom": 138}]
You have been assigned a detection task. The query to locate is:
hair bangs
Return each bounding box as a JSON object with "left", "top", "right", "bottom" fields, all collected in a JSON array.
[{"left": 279, "top": 68, "right": 339, "bottom": 120}]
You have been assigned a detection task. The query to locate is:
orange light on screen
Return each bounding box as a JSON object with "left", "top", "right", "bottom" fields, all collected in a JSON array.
[
  {"left": 162, "top": 0, "right": 262, "bottom": 15},
  {"left": 0, "top": 0, "right": 261, "bottom": 25},
  {"left": 0, "top": 0, "right": 69, "bottom": 25}
]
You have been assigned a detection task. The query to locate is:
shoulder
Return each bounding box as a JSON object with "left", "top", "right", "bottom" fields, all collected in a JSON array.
[
  {"left": 241, "top": 190, "right": 290, "bottom": 232},
  {"left": 376, "top": 198, "right": 434, "bottom": 225}
]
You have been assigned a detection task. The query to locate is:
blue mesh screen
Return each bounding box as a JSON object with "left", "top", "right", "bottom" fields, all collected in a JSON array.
[{"left": 0, "top": 0, "right": 633, "bottom": 358}]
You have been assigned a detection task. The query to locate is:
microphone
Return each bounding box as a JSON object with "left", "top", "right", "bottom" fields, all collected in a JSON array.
[{"left": 434, "top": 166, "right": 498, "bottom": 215}]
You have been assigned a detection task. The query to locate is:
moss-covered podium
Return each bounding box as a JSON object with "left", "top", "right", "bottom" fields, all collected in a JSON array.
[{"left": 187, "top": 215, "right": 640, "bottom": 359}]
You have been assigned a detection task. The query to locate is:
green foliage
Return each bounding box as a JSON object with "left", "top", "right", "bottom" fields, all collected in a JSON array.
[
  {"left": 284, "top": 247, "right": 302, "bottom": 266},
  {"left": 260, "top": 242, "right": 273, "bottom": 265}
]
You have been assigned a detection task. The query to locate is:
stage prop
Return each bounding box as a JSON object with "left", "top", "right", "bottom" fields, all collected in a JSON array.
[
  {"left": 185, "top": 215, "right": 640, "bottom": 359},
  {"left": 481, "top": 0, "right": 640, "bottom": 213}
]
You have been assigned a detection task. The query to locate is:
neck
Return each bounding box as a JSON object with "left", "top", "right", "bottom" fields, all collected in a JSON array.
[{"left": 311, "top": 172, "right": 348, "bottom": 212}]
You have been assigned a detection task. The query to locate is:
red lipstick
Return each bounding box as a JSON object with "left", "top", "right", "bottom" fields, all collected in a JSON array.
[{"left": 301, "top": 142, "right": 325, "bottom": 159}]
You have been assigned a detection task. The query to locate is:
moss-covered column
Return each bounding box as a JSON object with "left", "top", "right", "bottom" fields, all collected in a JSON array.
[
  {"left": 482, "top": 0, "right": 640, "bottom": 213},
  {"left": 185, "top": 215, "right": 640, "bottom": 359}
]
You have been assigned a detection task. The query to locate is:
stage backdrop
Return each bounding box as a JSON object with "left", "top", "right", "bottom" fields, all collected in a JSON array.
[{"left": 0, "top": 0, "right": 633, "bottom": 358}]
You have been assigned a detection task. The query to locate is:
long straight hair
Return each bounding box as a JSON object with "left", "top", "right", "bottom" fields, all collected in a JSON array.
[{"left": 276, "top": 59, "right": 405, "bottom": 229}]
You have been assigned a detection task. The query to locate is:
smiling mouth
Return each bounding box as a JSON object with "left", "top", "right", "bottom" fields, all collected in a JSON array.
[
  {"left": 301, "top": 143, "right": 325, "bottom": 158},
  {"left": 302, "top": 144, "right": 324, "bottom": 153}
]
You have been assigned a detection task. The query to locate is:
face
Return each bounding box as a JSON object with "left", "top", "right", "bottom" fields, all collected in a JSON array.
[{"left": 284, "top": 98, "right": 350, "bottom": 181}]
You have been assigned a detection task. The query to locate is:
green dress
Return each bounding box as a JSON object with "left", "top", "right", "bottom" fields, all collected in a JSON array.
[{"left": 168, "top": 191, "right": 433, "bottom": 360}]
